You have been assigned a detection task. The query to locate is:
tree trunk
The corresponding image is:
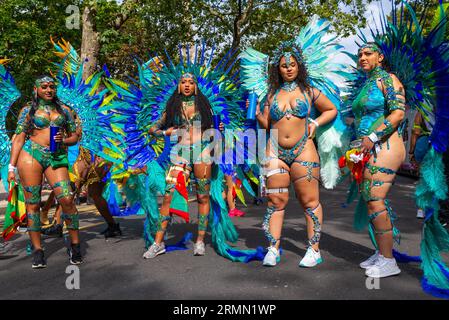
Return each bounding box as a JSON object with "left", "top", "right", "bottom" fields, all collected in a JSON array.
[{"left": 81, "top": 5, "right": 100, "bottom": 79}]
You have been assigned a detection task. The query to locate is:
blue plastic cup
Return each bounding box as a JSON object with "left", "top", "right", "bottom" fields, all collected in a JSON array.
[
  {"left": 213, "top": 114, "right": 221, "bottom": 130},
  {"left": 247, "top": 91, "right": 258, "bottom": 120},
  {"left": 50, "top": 125, "right": 60, "bottom": 152}
]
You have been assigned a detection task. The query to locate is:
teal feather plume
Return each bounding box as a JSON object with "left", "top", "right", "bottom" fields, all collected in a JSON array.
[{"left": 0, "top": 62, "right": 21, "bottom": 167}]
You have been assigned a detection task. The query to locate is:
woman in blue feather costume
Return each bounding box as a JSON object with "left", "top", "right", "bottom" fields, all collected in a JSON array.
[
  {"left": 239, "top": 15, "right": 350, "bottom": 268},
  {"left": 253, "top": 43, "right": 338, "bottom": 268},
  {"left": 345, "top": 43, "right": 407, "bottom": 278},
  {"left": 7, "top": 75, "right": 83, "bottom": 268},
  {"left": 142, "top": 72, "right": 217, "bottom": 258}
]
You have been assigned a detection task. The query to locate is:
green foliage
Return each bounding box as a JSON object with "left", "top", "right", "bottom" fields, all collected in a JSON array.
[
  {"left": 394, "top": 0, "right": 449, "bottom": 37},
  {"left": 0, "top": 0, "right": 81, "bottom": 129},
  {"left": 0, "top": 0, "right": 378, "bottom": 128},
  {"left": 192, "top": 0, "right": 370, "bottom": 54}
]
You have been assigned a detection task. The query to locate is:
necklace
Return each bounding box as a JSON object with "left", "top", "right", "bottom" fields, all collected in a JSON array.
[
  {"left": 37, "top": 100, "right": 56, "bottom": 115},
  {"left": 367, "top": 66, "right": 384, "bottom": 82},
  {"left": 182, "top": 100, "right": 195, "bottom": 109},
  {"left": 181, "top": 95, "right": 195, "bottom": 109},
  {"left": 281, "top": 81, "right": 298, "bottom": 92}
]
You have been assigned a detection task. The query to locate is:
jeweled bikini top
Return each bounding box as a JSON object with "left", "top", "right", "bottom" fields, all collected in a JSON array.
[
  {"left": 33, "top": 101, "right": 66, "bottom": 129},
  {"left": 270, "top": 90, "right": 310, "bottom": 122}
]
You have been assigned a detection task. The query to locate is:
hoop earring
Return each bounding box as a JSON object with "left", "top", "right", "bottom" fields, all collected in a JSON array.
[
  {"left": 178, "top": 83, "right": 181, "bottom": 95},
  {"left": 194, "top": 85, "right": 198, "bottom": 96}
]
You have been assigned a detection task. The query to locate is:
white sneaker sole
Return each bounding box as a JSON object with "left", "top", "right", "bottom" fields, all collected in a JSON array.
[
  {"left": 299, "top": 257, "right": 323, "bottom": 268},
  {"left": 263, "top": 261, "right": 277, "bottom": 267},
  {"left": 143, "top": 248, "right": 166, "bottom": 259},
  {"left": 365, "top": 268, "right": 401, "bottom": 278},
  {"left": 360, "top": 261, "right": 377, "bottom": 269},
  {"left": 263, "top": 257, "right": 280, "bottom": 267}
]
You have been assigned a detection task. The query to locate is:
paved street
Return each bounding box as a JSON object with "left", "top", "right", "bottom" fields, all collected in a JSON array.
[{"left": 0, "top": 175, "right": 445, "bottom": 300}]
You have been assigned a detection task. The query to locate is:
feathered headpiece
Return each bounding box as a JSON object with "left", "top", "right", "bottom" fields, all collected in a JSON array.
[{"left": 272, "top": 40, "right": 305, "bottom": 67}]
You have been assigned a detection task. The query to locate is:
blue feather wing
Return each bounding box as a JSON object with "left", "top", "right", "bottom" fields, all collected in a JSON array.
[{"left": 0, "top": 62, "right": 21, "bottom": 166}]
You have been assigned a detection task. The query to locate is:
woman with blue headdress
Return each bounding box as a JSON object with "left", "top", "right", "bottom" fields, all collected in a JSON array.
[
  {"left": 107, "top": 45, "right": 266, "bottom": 263},
  {"left": 142, "top": 72, "right": 216, "bottom": 258},
  {"left": 7, "top": 75, "right": 82, "bottom": 268},
  {"left": 240, "top": 16, "right": 349, "bottom": 268}
]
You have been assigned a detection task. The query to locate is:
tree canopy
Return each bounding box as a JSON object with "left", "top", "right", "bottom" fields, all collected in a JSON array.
[{"left": 0, "top": 0, "right": 374, "bottom": 92}]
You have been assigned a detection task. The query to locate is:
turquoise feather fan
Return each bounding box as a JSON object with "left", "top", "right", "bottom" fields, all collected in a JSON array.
[{"left": 0, "top": 61, "right": 21, "bottom": 168}]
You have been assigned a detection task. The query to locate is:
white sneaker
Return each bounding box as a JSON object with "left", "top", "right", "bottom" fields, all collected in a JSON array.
[
  {"left": 143, "top": 242, "right": 166, "bottom": 259},
  {"left": 299, "top": 247, "right": 323, "bottom": 268},
  {"left": 416, "top": 209, "right": 425, "bottom": 219},
  {"left": 365, "top": 254, "right": 401, "bottom": 278},
  {"left": 193, "top": 241, "right": 205, "bottom": 256},
  {"left": 359, "top": 251, "right": 380, "bottom": 269},
  {"left": 263, "top": 246, "right": 280, "bottom": 267}
]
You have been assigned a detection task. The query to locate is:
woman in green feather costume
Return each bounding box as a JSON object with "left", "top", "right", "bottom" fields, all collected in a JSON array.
[
  {"left": 345, "top": 43, "right": 407, "bottom": 278},
  {"left": 8, "top": 76, "right": 82, "bottom": 268}
]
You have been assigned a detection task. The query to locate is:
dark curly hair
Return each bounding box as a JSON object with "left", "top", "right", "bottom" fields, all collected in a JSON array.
[
  {"left": 268, "top": 50, "right": 311, "bottom": 96},
  {"left": 164, "top": 88, "right": 213, "bottom": 131}
]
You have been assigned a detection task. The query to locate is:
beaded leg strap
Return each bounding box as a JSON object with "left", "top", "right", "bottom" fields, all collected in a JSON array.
[
  {"left": 263, "top": 206, "right": 285, "bottom": 246},
  {"left": 261, "top": 168, "right": 290, "bottom": 196},
  {"left": 305, "top": 203, "right": 321, "bottom": 247},
  {"left": 61, "top": 211, "right": 79, "bottom": 230},
  {"left": 198, "top": 213, "right": 209, "bottom": 232},
  {"left": 157, "top": 215, "right": 172, "bottom": 232},
  {"left": 27, "top": 211, "right": 42, "bottom": 232},
  {"left": 53, "top": 180, "right": 73, "bottom": 200},
  {"left": 23, "top": 185, "right": 42, "bottom": 204},
  {"left": 368, "top": 200, "right": 400, "bottom": 244},
  {"left": 361, "top": 163, "right": 396, "bottom": 202},
  {"left": 292, "top": 161, "right": 320, "bottom": 183},
  {"left": 196, "top": 178, "right": 211, "bottom": 195}
]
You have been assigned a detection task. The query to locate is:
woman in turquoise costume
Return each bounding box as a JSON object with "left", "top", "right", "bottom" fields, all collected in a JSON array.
[
  {"left": 348, "top": 42, "right": 406, "bottom": 278},
  {"left": 254, "top": 46, "right": 336, "bottom": 268},
  {"left": 142, "top": 72, "right": 215, "bottom": 258},
  {"left": 342, "top": 1, "right": 449, "bottom": 297},
  {"left": 240, "top": 16, "right": 349, "bottom": 268},
  {"left": 7, "top": 75, "right": 82, "bottom": 268}
]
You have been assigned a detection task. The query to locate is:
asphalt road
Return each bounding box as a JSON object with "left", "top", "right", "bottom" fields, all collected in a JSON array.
[{"left": 0, "top": 175, "right": 445, "bottom": 300}]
